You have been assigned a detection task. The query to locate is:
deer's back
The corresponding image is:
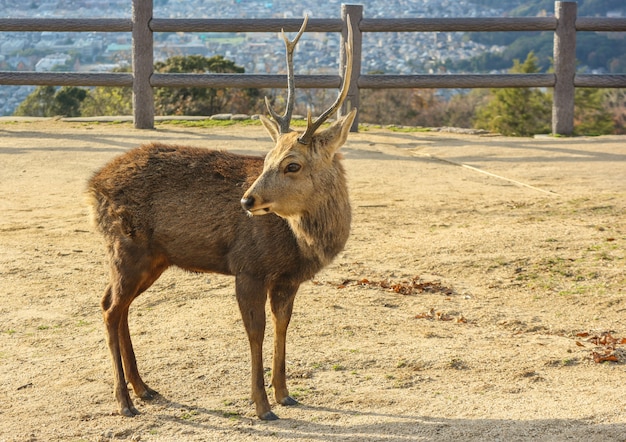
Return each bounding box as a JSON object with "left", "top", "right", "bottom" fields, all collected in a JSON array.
[{"left": 88, "top": 143, "right": 312, "bottom": 280}]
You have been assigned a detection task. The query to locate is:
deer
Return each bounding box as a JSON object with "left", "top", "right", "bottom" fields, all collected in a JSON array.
[{"left": 87, "top": 16, "right": 357, "bottom": 421}]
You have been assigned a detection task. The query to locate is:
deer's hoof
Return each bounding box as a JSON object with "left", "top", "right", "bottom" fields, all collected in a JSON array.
[
  {"left": 279, "top": 396, "right": 298, "bottom": 406},
  {"left": 259, "top": 410, "right": 279, "bottom": 421},
  {"left": 138, "top": 387, "right": 159, "bottom": 400},
  {"left": 120, "top": 405, "right": 140, "bottom": 417}
]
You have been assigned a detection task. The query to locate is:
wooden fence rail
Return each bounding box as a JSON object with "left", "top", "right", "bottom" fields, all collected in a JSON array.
[{"left": 0, "top": 1, "right": 625, "bottom": 134}]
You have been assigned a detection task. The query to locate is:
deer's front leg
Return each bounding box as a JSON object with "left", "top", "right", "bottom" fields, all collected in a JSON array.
[
  {"left": 269, "top": 282, "right": 299, "bottom": 406},
  {"left": 236, "top": 274, "right": 275, "bottom": 420}
]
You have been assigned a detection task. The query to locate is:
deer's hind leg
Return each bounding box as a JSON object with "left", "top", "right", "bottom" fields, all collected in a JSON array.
[{"left": 101, "top": 239, "right": 167, "bottom": 416}]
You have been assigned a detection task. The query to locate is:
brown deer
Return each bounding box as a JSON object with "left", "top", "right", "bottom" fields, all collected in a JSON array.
[{"left": 88, "top": 16, "right": 356, "bottom": 421}]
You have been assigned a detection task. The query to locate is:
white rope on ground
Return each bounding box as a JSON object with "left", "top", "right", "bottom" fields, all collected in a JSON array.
[{"left": 412, "top": 152, "right": 561, "bottom": 197}]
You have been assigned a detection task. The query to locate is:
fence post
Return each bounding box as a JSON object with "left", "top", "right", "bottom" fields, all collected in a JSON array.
[
  {"left": 552, "top": 1, "right": 577, "bottom": 135},
  {"left": 341, "top": 4, "right": 362, "bottom": 132},
  {"left": 132, "top": 0, "right": 154, "bottom": 129}
]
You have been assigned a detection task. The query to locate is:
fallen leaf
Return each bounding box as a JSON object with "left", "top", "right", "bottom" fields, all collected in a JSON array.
[
  {"left": 415, "top": 312, "right": 432, "bottom": 319},
  {"left": 592, "top": 351, "right": 619, "bottom": 363}
]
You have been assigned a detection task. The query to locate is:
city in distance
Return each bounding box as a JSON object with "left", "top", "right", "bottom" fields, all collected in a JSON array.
[{"left": 0, "top": 0, "right": 623, "bottom": 115}]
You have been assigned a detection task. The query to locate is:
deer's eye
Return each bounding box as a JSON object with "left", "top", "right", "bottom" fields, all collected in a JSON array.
[{"left": 285, "top": 163, "right": 301, "bottom": 173}]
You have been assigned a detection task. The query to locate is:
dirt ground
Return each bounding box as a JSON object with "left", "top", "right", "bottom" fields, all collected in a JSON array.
[{"left": 0, "top": 118, "right": 625, "bottom": 441}]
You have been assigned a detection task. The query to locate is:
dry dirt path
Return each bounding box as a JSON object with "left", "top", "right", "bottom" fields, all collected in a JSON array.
[{"left": 0, "top": 120, "right": 625, "bottom": 441}]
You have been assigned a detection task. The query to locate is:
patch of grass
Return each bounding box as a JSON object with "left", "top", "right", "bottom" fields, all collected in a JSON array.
[
  {"left": 157, "top": 119, "right": 244, "bottom": 128},
  {"left": 516, "top": 246, "right": 620, "bottom": 296},
  {"left": 596, "top": 251, "right": 614, "bottom": 261},
  {"left": 588, "top": 205, "right": 616, "bottom": 214},
  {"left": 558, "top": 285, "right": 589, "bottom": 296},
  {"left": 222, "top": 410, "right": 241, "bottom": 419},
  {"left": 392, "top": 377, "right": 415, "bottom": 389},
  {"left": 546, "top": 358, "right": 579, "bottom": 367},
  {"left": 490, "top": 256, "right": 510, "bottom": 269},
  {"left": 384, "top": 125, "right": 431, "bottom": 133},
  {"left": 428, "top": 223, "right": 452, "bottom": 232},
  {"left": 179, "top": 409, "right": 200, "bottom": 421},
  {"left": 289, "top": 387, "right": 311, "bottom": 399}
]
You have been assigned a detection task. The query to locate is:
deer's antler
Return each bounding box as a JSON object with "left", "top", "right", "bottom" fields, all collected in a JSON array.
[
  {"left": 297, "top": 15, "right": 354, "bottom": 145},
  {"left": 264, "top": 15, "right": 309, "bottom": 134}
]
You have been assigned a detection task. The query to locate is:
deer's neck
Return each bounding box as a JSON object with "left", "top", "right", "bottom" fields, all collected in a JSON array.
[{"left": 287, "top": 169, "right": 351, "bottom": 268}]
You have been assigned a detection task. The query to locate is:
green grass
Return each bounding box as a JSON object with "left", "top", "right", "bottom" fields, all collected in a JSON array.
[
  {"left": 157, "top": 119, "right": 246, "bottom": 128},
  {"left": 387, "top": 125, "right": 432, "bottom": 133},
  {"left": 179, "top": 409, "right": 199, "bottom": 421}
]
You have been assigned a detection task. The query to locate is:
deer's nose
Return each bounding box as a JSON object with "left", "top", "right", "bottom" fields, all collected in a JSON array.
[{"left": 241, "top": 196, "right": 255, "bottom": 211}]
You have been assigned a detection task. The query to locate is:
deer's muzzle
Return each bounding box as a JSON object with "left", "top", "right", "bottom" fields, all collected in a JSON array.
[{"left": 241, "top": 196, "right": 271, "bottom": 216}]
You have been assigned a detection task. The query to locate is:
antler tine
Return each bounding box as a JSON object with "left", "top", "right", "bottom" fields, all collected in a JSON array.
[
  {"left": 264, "top": 15, "right": 309, "bottom": 134},
  {"left": 298, "top": 15, "right": 354, "bottom": 145}
]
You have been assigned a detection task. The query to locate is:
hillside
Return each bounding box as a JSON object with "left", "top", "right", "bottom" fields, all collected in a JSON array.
[
  {"left": 461, "top": 0, "right": 626, "bottom": 73},
  {"left": 472, "top": 0, "right": 625, "bottom": 17}
]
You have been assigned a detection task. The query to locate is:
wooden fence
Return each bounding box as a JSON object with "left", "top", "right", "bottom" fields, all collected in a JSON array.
[{"left": 0, "top": 1, "right": 625, "bottom": 134}]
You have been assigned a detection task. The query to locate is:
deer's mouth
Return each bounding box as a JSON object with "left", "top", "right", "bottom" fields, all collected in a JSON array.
[
  {"left": 248, "top": 209, "right": 271, "bottom": 216},
  {"left": 247, "top": 206, "right": 272, "bottom": 216},
  {"left": 241, "top": 195, "right": 273, "bottom": 216}
]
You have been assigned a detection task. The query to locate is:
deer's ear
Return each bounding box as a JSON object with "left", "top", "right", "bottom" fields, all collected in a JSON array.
[
  {"left": 315, "top": 108, "right": 357, "bottom": 154},
  {"left": 260, "top": 115, "right": 281, "bottom": 143}
]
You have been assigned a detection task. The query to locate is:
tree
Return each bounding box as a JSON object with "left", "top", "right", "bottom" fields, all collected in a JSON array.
[
  {"left": 14, "top": 86, "right": 87, "bottom": 117},
  {"left": 80, "top": 67, "right": 133, "bottom": 117},
  {"left": 443, "top": 89, "right": 491, "bottom": 129},
  {"left": 80, "top": 86, "right": 133, "bottom": 117},
  {"left": 14, "top": 86, "right": 56, "bottom": 117},
  {"left": 51, "top": 86, "right": 87, "bottom": 117},
  {"left": 359, "top": 88, "right": 447, "bottom": 127},
  {"left": 574, "top": 88, "right": 616, "bottom": 136},
  {"left": 17, "top": 55, "right": 262, "bottom": 118},
  {"left": 603, "top": 89, "right": 626, "bottom": 135},
  {"left": 153, "top": 54, "right": 261, "bottom": 116},
  {"left": 474, "top": 52, "right": 551, "bottom": 136}
]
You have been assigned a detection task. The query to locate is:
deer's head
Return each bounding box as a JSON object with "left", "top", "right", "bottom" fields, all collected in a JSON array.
[{"left": 241, "top": 16, "right": 357, "bottom": 218}]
